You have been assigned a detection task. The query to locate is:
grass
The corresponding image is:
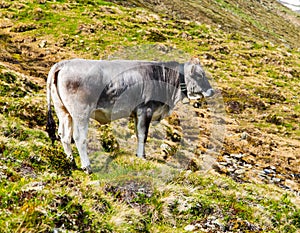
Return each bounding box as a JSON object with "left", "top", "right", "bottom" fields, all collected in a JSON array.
[{"left": 0, "top": 0, "right": 300, "bottom": 232}]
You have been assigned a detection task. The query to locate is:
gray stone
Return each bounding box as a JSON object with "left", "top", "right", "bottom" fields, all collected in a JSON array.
[
  {"left": 232, "top": 153, "right": 244, "bottom": 159},
  {"left": 241, "top": 131, "right": 249, "bottom": 140},
  {"left": 272, "top": 177, "right": 281, "bottom": 183},
  {"left": 263, "top": 169, "right": 275, "bottom": 174},
  {"left": 39, "top": 40, "right": 47, "bottom": 48},
  {"left": 235, "top": 169, "right": 245, "bottom": 175}
]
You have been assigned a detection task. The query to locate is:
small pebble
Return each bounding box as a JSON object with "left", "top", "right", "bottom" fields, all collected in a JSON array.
[
  {"left": 235, "top": 169, "right": 245, "bottom": 175},
  {"left": 272, "top": 178, "right": 281, "bottom": 183},
  {"left": 232, "top": 153, "right": 244, "bottom": 159},
  {"left": 184, "top": 224, "right": 196, "bottom": 231},
  {"left": 263, "top": 169, "right": 275, "bottom": 174},
  {"left": 240, "top": 132, "right": 249, "bottom": 140},
  {"left": 39, "top": 40, "right": 47, "bottom": 48}
]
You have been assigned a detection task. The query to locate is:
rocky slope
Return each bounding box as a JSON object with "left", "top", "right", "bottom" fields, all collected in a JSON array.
[{"left": 0, "top": 0, "right": 300, "bottom": 232}]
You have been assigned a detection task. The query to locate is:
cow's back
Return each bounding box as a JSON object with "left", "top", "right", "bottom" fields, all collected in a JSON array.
[{"left": 55, "top": 59, "right": 181, "bottom": 121}]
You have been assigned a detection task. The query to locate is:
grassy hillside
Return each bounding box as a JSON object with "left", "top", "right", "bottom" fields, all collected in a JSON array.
[
  {"left": 109, "top": 0, "right": 300, "bottom": 48},
  {"left": 0, "top": 0, "right": 300, "bottom": 232}
]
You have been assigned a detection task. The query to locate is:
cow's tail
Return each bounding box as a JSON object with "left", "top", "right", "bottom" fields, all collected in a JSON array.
[{"left": 46, "top": 61, "right": 66, "bottom": 144}]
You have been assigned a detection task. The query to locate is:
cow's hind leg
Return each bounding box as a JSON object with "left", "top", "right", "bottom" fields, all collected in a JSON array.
[
  {"left": 135, "top": 105, "right": 153, "bottom": 158},
  {"left": 72, "top": 118, "right": 91, "bottom": 174},
  {"left": 56, "top": 109, "right": 76, "bottom": 167}
]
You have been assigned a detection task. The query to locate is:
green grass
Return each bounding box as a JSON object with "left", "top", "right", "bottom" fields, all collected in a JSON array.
[{"left": 0, "top": 0, "right": 300, "bottom": 232}]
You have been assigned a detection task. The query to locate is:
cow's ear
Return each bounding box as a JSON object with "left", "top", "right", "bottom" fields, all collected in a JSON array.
[
  {"left": 190, "top": 64, "right": 196, "bottom": 74},
  {"left": 190, "top": 57, "right": 200, "bottom": 64}
]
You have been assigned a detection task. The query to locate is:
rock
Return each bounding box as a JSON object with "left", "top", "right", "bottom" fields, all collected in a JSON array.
[
  {"left": 240, "top": 131, "right": 249, "bottom": 140},
  {"left": 193, "top": 101, "right": 202, "bottom": 108},
  {"left": 39, "top": 40, "right": 47, "bottom": 48},
  {"left": 272, "top": 177, "right": 281, "bottom": 183},
  {"left": 87, "top": 180, "right": 100, "bottom": 186},
  {"left": 22, "top": 181, "right": 44, "bottom": 191},
  {"left": 206, "top": 217, "right": 225, "bottom": 231},
  {"left": 235, "top": 169, "right": 245, "bottom": 175},
  {"left": 227, "top": 167, "right": 235, "bottom": 173},
  {"left": 263, "top": 169, "right": 275, "bottom": 175},
  {"left": 243, "top": 164, "right": 253, "bottom": 169},
  {"left": 232, "top": 153, "right": 244, "bottom": 159},
  {"left": 184, "top": 224, "right": 196, "bottom": 231},
  {"left": 218, "top": 162, "right": 228, "bottom": 166},
  {"left": 160, "top": 140, "right": 177, "bottom": 157}
]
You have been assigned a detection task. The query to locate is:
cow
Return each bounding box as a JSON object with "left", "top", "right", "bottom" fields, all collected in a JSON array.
[{"left": 46, "top": 58, "right": 214, "bottom": 174}]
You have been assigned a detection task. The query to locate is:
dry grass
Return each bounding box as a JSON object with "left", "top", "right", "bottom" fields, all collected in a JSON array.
[{"left": 0, "top": 0, "right": 300, "bottom": 232}]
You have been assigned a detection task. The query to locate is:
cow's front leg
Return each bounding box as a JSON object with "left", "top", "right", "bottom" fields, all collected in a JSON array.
[{"left": 135, "top": 106, "right": 153, "bottom": 159}]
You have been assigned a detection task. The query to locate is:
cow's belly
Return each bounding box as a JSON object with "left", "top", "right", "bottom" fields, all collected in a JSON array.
[
  {"left": 91, "top": 103, "right": 170, "bottom": 124},
  {"left": 90, "top": 107, "right": 132, "bottom": 124},
  {"left": 90, "top": 109, "right": 111, "bottom": 124},
  {"left": 152, "top": 104, "right": 170, "bottom": 122}
]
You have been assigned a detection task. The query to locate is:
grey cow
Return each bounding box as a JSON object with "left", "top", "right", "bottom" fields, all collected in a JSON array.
[{"left": 46, "top": 58, "right": 214, "bottom": 174}]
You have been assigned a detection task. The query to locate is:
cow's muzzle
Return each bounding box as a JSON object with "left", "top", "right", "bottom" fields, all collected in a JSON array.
[
  {"left": 202, "top": 88, "right": 215, "bottom": 98},
  {"left": 187, "top": 88, "right": 215, "bottom": 100}
]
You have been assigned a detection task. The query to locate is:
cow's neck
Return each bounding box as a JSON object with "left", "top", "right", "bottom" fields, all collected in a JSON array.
[{"left": 179, "top": 63, "right": 187, "bottom": 97}]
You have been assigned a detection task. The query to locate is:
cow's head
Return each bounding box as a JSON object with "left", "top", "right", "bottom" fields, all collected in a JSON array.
[{"left": 184, "top": 58, "right": 215, "bottom": 99}]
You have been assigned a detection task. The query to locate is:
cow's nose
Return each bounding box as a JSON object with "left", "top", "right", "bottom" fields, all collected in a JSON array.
[{"left": 203, "top": 88, "right": 215, "bottom": 97}]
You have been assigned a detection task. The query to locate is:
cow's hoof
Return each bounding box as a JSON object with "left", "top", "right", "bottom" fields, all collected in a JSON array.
[
  {"left": 136, "top": 154, "right": 146, "bottom": 160},
  {"left": 82, "top": 165, "right": 93, "bottom": 174},
  {"left": 69, "top": 159, "right": 78, "bottom": 170}
]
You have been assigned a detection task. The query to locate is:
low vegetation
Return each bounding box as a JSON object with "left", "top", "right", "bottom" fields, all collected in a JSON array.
[{"left": 0, "top": 0, "right": 299, "bottom": 232}]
